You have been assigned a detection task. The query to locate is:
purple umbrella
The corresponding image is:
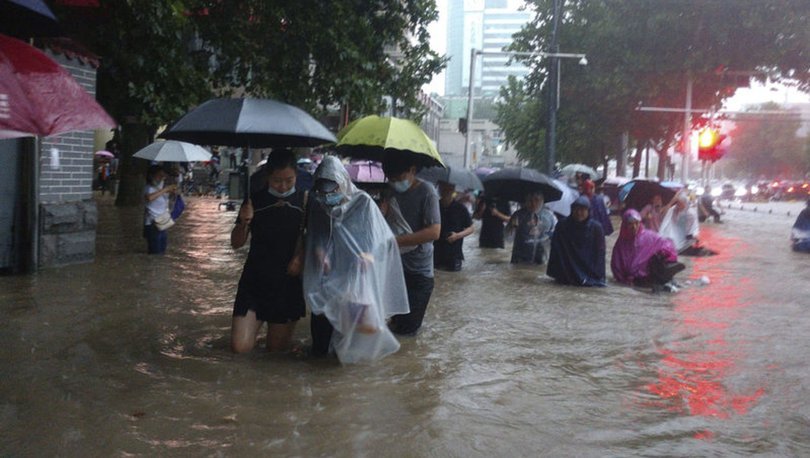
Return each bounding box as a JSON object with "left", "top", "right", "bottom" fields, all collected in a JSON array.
[
  {"left": 344, "top": 160, "right": 385, "bottom": 183},
  {"left": 94, "top": 150, "right": 114, "bottom": 158}
]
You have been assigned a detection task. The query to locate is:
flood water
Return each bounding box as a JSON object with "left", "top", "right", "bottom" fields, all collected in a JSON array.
[{"left": 1, "top": 196, "right": 809, "bottom": 456}]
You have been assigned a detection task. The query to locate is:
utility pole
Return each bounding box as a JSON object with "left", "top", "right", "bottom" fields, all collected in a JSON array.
[
  {"left": 463, "top": 47, "right": 476, "bottom": 169},
  {"left": 545, "top": 0, "right": 561, "bottom": 175}
]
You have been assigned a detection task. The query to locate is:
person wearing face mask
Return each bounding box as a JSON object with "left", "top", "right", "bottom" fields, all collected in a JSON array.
[
  {"left": 381, "top": 155, "right": 441, "bottom": 336},
  {"left": 143, "top": 164, "right": 177, "bottom": 254},
  {"left": 302, "top": 156, "right": 409, "bottom": 362},
  {"left": 434, "top": 181, "right": 474, "bottom": 272},
  {"left": 230, "top": 148, "right": 307, "bottom": 354},
  {"left": 547, "top": 196, "right": 606, "bottom": 286}
]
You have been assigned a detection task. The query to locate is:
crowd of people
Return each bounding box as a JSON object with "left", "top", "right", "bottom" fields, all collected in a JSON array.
[{"left": 201, "top": 150, "right": 736, "bottom": 363}]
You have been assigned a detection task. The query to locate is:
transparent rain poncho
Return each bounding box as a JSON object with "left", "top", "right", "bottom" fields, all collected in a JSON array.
[
  {"left": 303, "top": 156, "right": 409, "bottom": 363},
  {"left": 659, "top": 197, "right": 700, "bottom": 253}
]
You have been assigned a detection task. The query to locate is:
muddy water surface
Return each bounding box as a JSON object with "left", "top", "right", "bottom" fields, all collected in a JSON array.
[{"left": 1, "top": 197, "right": 809, "bottom": 456}]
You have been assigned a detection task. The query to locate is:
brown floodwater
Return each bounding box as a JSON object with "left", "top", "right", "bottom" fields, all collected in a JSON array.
[{"left": 1, "top": 196, "right": 808, "bottom": 456}]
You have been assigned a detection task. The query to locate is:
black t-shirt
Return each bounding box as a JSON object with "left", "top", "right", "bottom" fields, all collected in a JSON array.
[
  {"left": 434, "top": 200, "right": 473, "bottom": 264},
  {"left": 478, "top": 197, "right": 510, "bottom": 248}
]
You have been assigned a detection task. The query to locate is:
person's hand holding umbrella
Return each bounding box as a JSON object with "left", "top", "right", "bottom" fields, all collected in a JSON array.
[{"left": 231, "top": 199, "right": 253, "bottom": 249}]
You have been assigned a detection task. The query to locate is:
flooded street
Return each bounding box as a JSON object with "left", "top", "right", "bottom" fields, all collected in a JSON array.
[{"left": 2, "top": 196, "right": 809, "bottom": 456}]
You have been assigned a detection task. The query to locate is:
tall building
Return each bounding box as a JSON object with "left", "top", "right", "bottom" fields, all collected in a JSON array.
[{"left": 444, "top": 0, "right": 532, "bottom": 98}]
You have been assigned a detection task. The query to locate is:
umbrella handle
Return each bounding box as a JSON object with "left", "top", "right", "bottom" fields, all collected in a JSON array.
[{"left": 242, "top": 162, "right": 250, "bottom": 201}]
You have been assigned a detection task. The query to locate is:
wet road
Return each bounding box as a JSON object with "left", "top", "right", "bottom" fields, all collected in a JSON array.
[{"left": 1, "top": 196, "right": 809, "bottom": 456}]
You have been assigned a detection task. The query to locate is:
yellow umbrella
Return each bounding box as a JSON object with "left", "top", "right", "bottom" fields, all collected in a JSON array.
[{"left": 336, "top": 115, "right": 444, "bottom": 168}]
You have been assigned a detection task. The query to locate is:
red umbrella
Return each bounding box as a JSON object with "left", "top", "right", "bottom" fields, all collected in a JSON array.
[{"left": 0, "top": 34, "right": 116, "bottom": 139}]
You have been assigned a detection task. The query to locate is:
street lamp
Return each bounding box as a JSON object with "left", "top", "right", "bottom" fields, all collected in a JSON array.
[{"left": 463, "top": 49, "right": 587, "bottom": 171}]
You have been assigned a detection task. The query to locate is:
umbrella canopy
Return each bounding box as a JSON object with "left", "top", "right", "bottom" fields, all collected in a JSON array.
[
  {"left": 159, "top": 98, "right": 337, "bottom": 148},
  {"left": 560, "top": 163, "right": 599, "bottom": 180},
  {"left": 1, "top": 0, "right": 63, "bottom": 38},
  {"left": 418, "top": 166, "right": 483, "bottom": 191},
  {"left": 618, "top": 179, "right": 684, "bottom": 211},
  {"left": 94, "top": 150, "right": 114, "bottom": 158},
  {"left": 544, "top": 179, "right": 580, "bottom": 217},
  {"left": 0, "top": 34, "right": 116, "bottom": 139},
  {"left": 336, "top": 115, "right": 444, "bottom": 168},
  {"left": 345, "top": 160, "right": 385, "bottom": 183},
  {"left": 133, "top": 140, "right": 212, "bottom": 162},
  {"left": 482, "top": 167, "right": 563, "bottom": 203}
]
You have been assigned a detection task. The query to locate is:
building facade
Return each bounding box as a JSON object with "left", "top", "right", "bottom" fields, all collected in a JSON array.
[
  {"left": 445, "top": 0, "right": 532, "bottom": 97},
  {"left": 0, "top": 49, "right": 103, "bottom": 273}
]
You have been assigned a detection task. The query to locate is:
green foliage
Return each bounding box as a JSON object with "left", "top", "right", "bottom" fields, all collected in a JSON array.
[
  {"left": 56, "top": 0, "right": 445, "bottom": 128},
  {"left": 499, "top": 0, "right": 810, "bottom": 173},
  {"left": 726, "top": 103, "right": 808, "bottom": 179},
  {"left": 195, "top": 0, "right": 445, "bottom": 121},
  {"left": 53, "top": 0, "right": 444, "bottom": 205}
]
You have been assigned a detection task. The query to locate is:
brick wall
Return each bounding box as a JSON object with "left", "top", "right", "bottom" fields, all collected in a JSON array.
[
  {"left": 38, "top": 53, "right": 97, "bottom": 204},
  {"left": 37, "top": 52, "right": 100, "bottom": 268}
]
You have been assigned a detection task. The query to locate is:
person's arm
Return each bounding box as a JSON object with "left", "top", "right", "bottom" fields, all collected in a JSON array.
[
  {"left": 447, "top": 224, "right": 475, "bottom": 243},
  {"left": 397, "top": 223, "right": 441, "bottom": 247},
  {"left": 472, "top": 200, "right": 485, "bottom": 219},
  {"left": 231, "top": 200, "right": 253, "bottom": 249},
  {"left": 144, "top": 184, "right": 176, "bottom": 202},
  {"left": 491, "top": 206, "right": 511, "bottom": 223}
]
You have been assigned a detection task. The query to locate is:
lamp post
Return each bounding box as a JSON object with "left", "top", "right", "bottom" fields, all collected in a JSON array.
[{"left": 463, "top": 49, "right": 587, "bottom": 171}]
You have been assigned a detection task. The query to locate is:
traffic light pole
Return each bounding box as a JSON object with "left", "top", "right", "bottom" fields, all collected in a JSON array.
[{"left": 681, "top": 74, "right": 693, "bottom": 184}]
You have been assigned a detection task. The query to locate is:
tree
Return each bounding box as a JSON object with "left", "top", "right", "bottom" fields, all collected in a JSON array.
[
  {"left": 55, "top": 0, "right": 445, "bottom": 205},
  {"left": 726, "top": 103, "right": 808, "bottom": 179},
  {"left": 498, "top": 0, "right": 810, "bottom": 179}
]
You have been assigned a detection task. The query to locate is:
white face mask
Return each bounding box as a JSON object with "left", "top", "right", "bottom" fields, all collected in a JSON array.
[
  {"left": 156, "top": 180, "right": 165, "bottom": 188},
  {"left": 268, "top": 186, "right": 296, "bottom": 198},
  {"left": 390, "top": 179, "right": 411, "bottom": 193}
]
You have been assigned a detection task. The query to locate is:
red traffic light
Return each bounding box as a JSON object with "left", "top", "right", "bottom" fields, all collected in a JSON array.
[{"left": 697, "top": 128, "right": 727, "bottom": 162}]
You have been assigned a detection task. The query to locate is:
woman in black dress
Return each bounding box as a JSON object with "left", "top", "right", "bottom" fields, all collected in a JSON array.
[{"left": 230, "top": 149, "right": 306, "bottom": 353}]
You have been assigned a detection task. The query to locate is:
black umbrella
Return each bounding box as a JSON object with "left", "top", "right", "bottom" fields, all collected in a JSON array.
[
  {"left": 417, "top": 166, "right": 483, "bottom": 191},
  {"left": 1, "top": 0, "right": 63, "bottom": 38},
  {"left": 160, "top": 98, "right": 337, "bottom": 148},
  {"left": 618, "top": 179, "right": 683, "bottom": 211},
  {"left": 160, "top": 98, "right": 336, "bottom": 199},
  {"left": 482, "top": 167, "right": 563, "bottom": 203}
]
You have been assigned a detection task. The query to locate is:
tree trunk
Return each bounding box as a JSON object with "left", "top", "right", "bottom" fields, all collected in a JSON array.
[
  {"left": 114, "top": 122, "right": 154, "bottom": 207},
  {"left": 632, "top": 139, "right": 644, "bottom": 178},
  {"left": 656, "top": 148, "right": 669, "bottom": 181}
]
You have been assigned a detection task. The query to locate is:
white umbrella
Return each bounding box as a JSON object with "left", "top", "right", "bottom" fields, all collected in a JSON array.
[
  {"left": 560, "top": 163, "right": 598, "bottom": 180},
  {"left": 133, "top": 140, "right": 212, "bottom": 162},
  {"left": 545, "top": 178, "right": 580, "bottom": 217}
]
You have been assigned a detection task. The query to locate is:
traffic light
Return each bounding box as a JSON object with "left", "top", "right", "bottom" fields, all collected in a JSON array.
[
  {"left": 458, "top": 117, "right": 467, "bottom": 134},
  {"left": 697, "top": 128, "right": 727, "bottom": 162}
]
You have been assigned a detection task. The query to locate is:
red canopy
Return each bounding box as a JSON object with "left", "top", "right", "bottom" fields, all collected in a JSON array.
[{"left": 0, "top": 33, "right": 115, "bottom": 139}]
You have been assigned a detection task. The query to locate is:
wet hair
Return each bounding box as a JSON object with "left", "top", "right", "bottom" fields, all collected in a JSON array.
[
  {"left": 525, "top": 191, "right": 544, "bottom": 202},
  {"left": 382, "top": 155, "right": 420, "bottom": 177},
  {"left": 266, "top": 148, "right": 297, "bottom": 173},
  {"left": 146, "top": 164, "right": 166, "bottom": 183}
]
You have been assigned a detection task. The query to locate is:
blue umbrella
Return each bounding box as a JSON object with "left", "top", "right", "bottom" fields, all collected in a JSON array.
[{"left": 619, "top": 180, "right": 683, "bottom": 211}]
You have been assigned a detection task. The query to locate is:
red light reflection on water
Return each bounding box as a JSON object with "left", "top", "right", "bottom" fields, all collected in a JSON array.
[{"left": 645, "top": 228, "right": 765, "bottom": 426}]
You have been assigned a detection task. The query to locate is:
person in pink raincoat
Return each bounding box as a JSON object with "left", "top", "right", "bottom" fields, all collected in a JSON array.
[{"left": 611, "top": 209, "right": 685, "bottom": 288}]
